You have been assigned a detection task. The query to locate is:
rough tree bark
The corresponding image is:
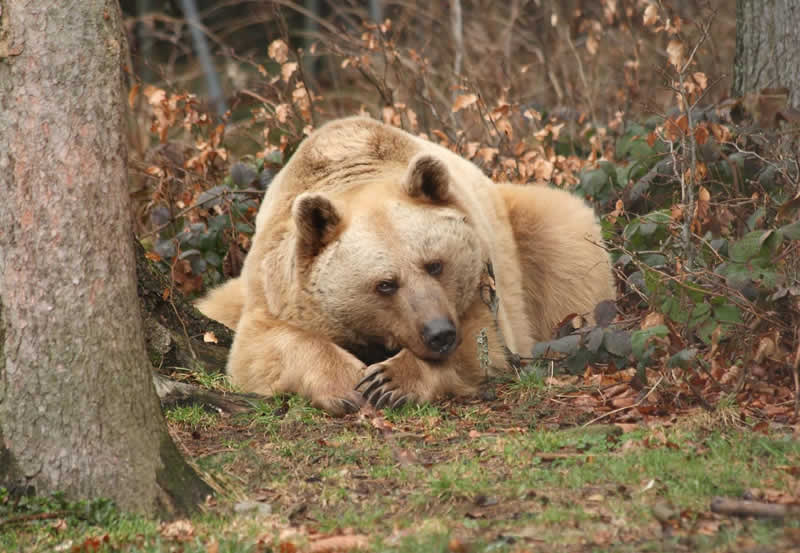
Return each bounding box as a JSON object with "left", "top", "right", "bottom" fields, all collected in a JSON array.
[
  {"left": 733, "top": 0, "right": 800, "bottom": 108},
  {"left": 0, "top": 0, "right": 211, "bottom": 515}
]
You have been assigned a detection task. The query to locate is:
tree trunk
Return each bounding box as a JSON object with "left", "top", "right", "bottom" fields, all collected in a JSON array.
[
  {"left": 135, "top": 240, "right": 233, "bottom": 374},
  {"left": 733, "top": 0, "right": 800, "bottom": 108},
  {"left": 0, "top": 0, "right": 211, "bottom": 516}
]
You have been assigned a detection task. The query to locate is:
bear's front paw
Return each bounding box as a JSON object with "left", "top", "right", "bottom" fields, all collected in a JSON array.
[
  {"left": 312, "top": 390, "right": 365, "bottom": 417},
  {"left": 355, "top": 349, "right": 432, "bottom": 409},
  {"left": 356, "top": 365, "right": 411, "bottom": 409}
]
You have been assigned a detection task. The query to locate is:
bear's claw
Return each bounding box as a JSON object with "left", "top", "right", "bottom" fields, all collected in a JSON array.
[
  {"left": 362, "top": 378, "right": 389, "bottom": 399},
  {"left": 340, "top": 398, "right": 361, "bottom": 413},
  {"left": 364, "top": 380, "right": 390, "bottom": 403},
  {"left": 355, "top": 366, "right": 385, "bottom": 391},
  {"left": 356, "top": 358, "right": 417, "bottom": 409},
  {"left": 360, "top": 377, "right": 407, "bottom": 409},
  {"left": 374, "top": 389, "right": 406, "bottom": 409}
]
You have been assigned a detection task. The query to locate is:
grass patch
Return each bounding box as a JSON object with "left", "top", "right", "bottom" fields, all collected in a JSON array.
[
  {"left": 5, "top": 386, "right": 798, "bottom": 552},
  {"left": 165, "top": 404, "right": 219, "bottom": 430},
  {"left": 171, "top": 366, "right": 234, "bottom": 392}
]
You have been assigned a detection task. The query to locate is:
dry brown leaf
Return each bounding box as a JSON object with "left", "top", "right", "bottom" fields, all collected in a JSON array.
[
  {"left": 448, "top": 538, "right": 469, "bottom": 553},
  {"left": 523, "top": 108, "right": 542, "bottom": 120},
  {"left": 694, "top": 185, "right": 711, "bottom": 230},
  {"left": 451, "top": 93, "right": 478, "bottom": 113},
  {"left": 643, "top": 4, "right": 659, "bottom": 26},
  {"left": 308, "top": 535, "right": 369, "bottom": 552},
  {"left": 394, "top": 448, "right": 419, "bottom": 466},
  {"left": 696, "top": 161, "right": 708, "bottom": 181},
  {"left": 203, "top": 331, "right": 218, "bottom": 344},
  {"left": 370, "top": 415, "right": 394, "bottom": 433},
  {"left": 492, "top": 103, "right": 511, "bottom": 116},
  {"left": 693, "top": 72, "right": 708, "bottom": 91},
  {"left": 610, "top": 199, "right": 625, "bottom": 218},
  {"left": 274, "top": 103, "right": 291, "bottom": 124},
  {"left": 496, "top": 117, "right": 513, "bottom": 140},
  {"left": 159, "top": 519, "right": 195, "bottom": 541},
  {"left": 710, "top": 122, "right": 731, "bottom": 143},
  {"left": 694, "top": 124, "right": 710, "bottom": 145},
  {"left": 268, "top": 39, "right": 289, "bottom": 63},
  {"left": 533, "top": 158, "right": 554, "bottom": 181},
  {"left": 464, "top": 141, "right": 480, "bottom": 159},
  {"left": 666, "top": 40, "right": 684, "bottom": 70},
  {"left": 777, "top": 191, "right": 800, "bottom": 220},
  {"left": 615, "top": 423, "right": 640, "bottom": 433},
  {"left": 586, "top": 34, "right": 599, "bottom": 56},
  {"left": 754, "top": 336, "right": 777, "bottom": 363},
  {"left": 642, "top": 311, "right": 665, "bottom": 329},
  {"left": 676, "top": 114, "right": 688, "bottom": 133},
  {"left": 128, "top": 83, "right": 140, "bottom": 109},
  {"left": 145, "top": 166, "right": 164, "bottom": 178},
  {"left": 476, "top": 147, "right": 498, "bottom": 163},
  {"left": 51, "top": 518, "right": 68, "bottom": 532},
  {"left": 281, "top": 62, "right": 298, "bottom": 83},
  {"left": 382, "top": 105, "right": 396, "bottom": 125}
]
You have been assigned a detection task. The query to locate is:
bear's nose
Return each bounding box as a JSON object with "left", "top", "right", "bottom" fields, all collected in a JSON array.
[{"left": 422, "top": 318, "right": 457, "bottom": 355}]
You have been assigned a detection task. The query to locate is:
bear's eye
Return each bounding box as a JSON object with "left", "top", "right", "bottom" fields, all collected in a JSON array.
[
  {"left": 425, "top": 261, "right": 443, "bottom": 276},
  {"left": 375, "top": 279, "right": 398, "bottom": 296}
]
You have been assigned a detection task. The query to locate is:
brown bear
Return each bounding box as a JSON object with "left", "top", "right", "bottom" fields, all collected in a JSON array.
[{"left": 197, "top": 117, "right": 615, "bottom": 415}]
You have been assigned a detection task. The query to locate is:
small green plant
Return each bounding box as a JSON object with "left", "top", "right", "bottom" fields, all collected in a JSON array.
[
  {"left": 0, "top": 488, "right": 121, "bottom": 527},
  {"left": 165, "top": 404, "right": 219, "bottom": 430},
  {"left": 243, "top": 395, "right": 323, "bottom": 434},
  {"left": 384, "top": 402, "right": 441, "bottom": 422},
  {"left": 171, "top": 366, "right": 234, "bottom": 392}
]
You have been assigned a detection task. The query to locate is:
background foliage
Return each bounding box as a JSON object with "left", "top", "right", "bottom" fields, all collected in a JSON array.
[{"left": 126, "top": 0, "right": 798, "bottom": 419}]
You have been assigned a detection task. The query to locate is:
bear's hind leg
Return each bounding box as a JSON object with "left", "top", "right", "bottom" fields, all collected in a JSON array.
[{"left": 497, "top": 184, "right": 615, "bottom": 341}]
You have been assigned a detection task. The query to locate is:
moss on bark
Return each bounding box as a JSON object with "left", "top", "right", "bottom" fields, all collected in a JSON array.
[{"left": 155, "top": 433, "right": 214, "bottom": 518}]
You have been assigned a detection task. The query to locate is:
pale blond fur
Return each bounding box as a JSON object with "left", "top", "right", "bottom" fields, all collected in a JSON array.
[{"left": 197, "top": 117, "right": 615, "bottom": 415}]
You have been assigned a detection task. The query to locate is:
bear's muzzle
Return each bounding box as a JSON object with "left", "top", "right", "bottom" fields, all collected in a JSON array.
[{"left": 421, "top": 318, "right": 458, "bottom": 356}]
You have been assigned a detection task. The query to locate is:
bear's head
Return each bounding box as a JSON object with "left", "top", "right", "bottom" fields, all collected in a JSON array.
[{"left": 291, "top": 153, "right": 485, "bottom": 362}]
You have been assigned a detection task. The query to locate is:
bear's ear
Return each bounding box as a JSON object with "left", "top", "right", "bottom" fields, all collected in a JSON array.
[
  {"left": 403, "top": 154, "right": 450, "bottom": 203},
  {"left": 292, "top": 193, "right": 342, "bottom": 258}
]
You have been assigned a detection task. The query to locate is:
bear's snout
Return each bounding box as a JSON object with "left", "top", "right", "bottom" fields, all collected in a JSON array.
[{"left": 421, "top": 318, "right": 458, "bottom": 356}]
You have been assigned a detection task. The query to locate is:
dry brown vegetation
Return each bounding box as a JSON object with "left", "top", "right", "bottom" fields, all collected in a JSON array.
[{"left": 126, "top": 0, "right": 798, "bottom": 421}]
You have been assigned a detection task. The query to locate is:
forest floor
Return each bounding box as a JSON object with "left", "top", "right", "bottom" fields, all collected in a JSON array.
[{"left": 3, "top": 373, "right": 799, "bottom": 552}]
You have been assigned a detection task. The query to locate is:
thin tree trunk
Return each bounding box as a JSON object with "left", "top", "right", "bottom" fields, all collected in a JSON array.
[
  {"left": 734, "top": 0, "right": 800, "bottom": 108},
  {"left": 450, "top": 0, "right": 464, "bottom": 77},
  {"left": 0, "top": 0, "right": 211, "bottom": 516}
]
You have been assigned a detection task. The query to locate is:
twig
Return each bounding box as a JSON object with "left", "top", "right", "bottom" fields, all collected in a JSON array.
[
  {"left": 168, "top": 254, "right": 197, "bottom": 361},
  {"left": 794, "top": 326, "right": 800, "bottom": 418},
  {"left": 615, "top": 242, "right": 788, "bottom": 333},
  {"left": 582, "top": 375, "right": 664, "bottom": 427},
  {"left": 0, "top": 511, "right": 70, "bottom": 527},
  {"left": 240, "top": 89, "right": 271, "bottom": 104},
  {"left": 564, "top": 28, "right": 595, "bottom": 126},
  {"left": 138, "top": 187, "right": 263, "bottom": 240},
  {"left": 711, "top": 497, "right": 800, "bottom": 519},
  {"left": 272, "top": 3, "right": 317, "bottom": 128},
  {"left": 153, "top": 372, "right": 264, "bottom": 414},
  {"left": 450, "top": 0, "right": 464, "bottom": 76},
  {"left": 685, "top": 372, "right": 715, "bottom": 412}
]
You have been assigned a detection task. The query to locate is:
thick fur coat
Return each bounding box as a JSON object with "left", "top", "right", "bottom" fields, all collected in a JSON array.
[{"left": 198, "top": 117, "right": 615, "bottom": 414}]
